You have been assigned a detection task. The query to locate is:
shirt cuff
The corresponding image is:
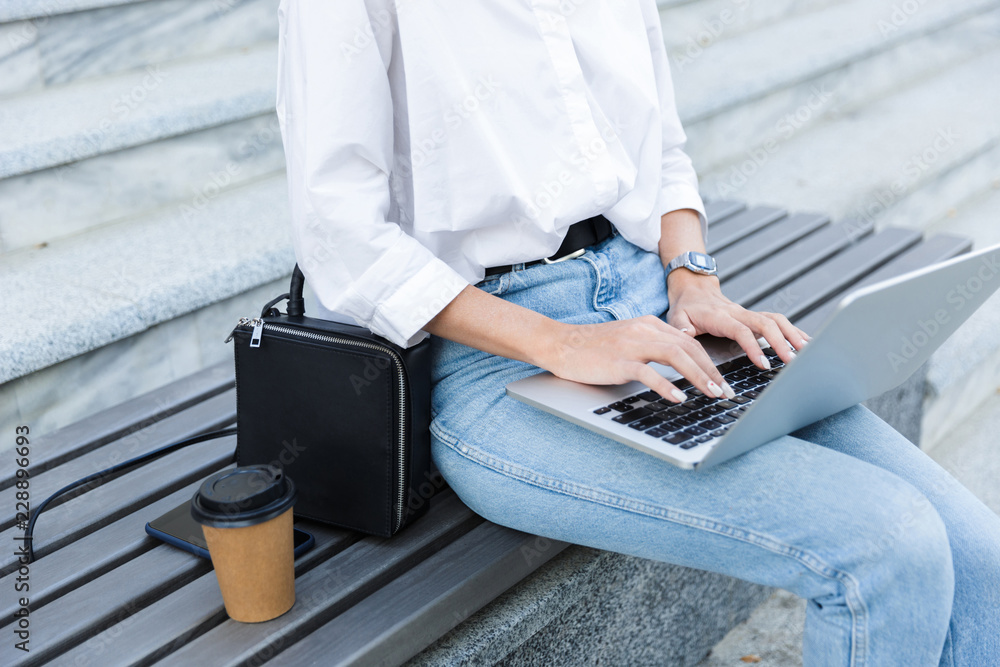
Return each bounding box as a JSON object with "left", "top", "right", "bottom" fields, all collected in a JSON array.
[
  {"left": 659, "top": 183, "right": 708, "bottom": 244},
  {"left": 336, "top": 234, "right": 469, "bottom": 348},
  {"left": 370, "top": 259, "right": 468, "bottom": 348}
]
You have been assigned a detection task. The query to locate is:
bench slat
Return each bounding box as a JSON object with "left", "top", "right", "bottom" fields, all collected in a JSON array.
[
  {"left": 3, "top": 543, "right": 213, "bottom": 667},
  {"left": 1, "top": 361, "right": 233, "bottom": 490},
  {"left": 706, "top": 206, "right": 787, "bottom": 254},
  {"left": 267, "top": 523, "right": 569, "bottom": 667},
  {"left": 0, "top": 478, "right": 204, "bottom": 624},
  {"left": 0, "top": 426, "right": 235, "bottom": 573},
  {"left": 747, "top": 227, "right": 922, "bottom": 321},
  {"left": 40, "top": 520, "right": 358, "bottom": 667},
  {"left": 716, "top": 212, "right": 830, "bottom": 281},
  {"left": 722, "top": 219, "right": 874, "bottom": 306},
  {"left": 795, "top": 234, "right": 974, "bottom": 334},
  {"left": 704, "top": 200, "right": 747, "bottom": 225},
  {"left": 151, "top": 493, "right": 481, "bottom": 667},
  {"left": 0, "top": 389, "right": 235, "bottom": 533}
]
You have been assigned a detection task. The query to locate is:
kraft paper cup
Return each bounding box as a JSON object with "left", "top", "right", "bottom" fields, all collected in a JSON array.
[{"left": 191, "top": 465, "right": 297, "bottom": 623}]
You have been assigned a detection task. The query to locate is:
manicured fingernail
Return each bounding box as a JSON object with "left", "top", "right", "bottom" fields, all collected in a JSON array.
[
  {"left": 788, "top": 350, "right": 797, "bottom": 359},
  {"left": 707, "top": 381, "right": 724, "bottom": 398},
  {"left": 671, "top": 389, "right": 688, "bottom": 403},
  {"left": 799, "top": 339, "right": 809, "bottom": 347},
  {"left": 722, "top": 382, "right": 737, "bottom": 399},
  {"left": 759, "top": 355, "right": 772, "bottom": 370}
]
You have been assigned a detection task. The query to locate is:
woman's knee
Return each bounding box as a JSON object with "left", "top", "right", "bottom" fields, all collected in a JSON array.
[{"left": 862, "top": 490, "right": 955, "bottom": 610}]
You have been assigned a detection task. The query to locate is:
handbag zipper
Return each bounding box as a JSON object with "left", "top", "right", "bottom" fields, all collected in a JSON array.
[{"left": 227, "top": 317, "right": 409, "bottom": 532}]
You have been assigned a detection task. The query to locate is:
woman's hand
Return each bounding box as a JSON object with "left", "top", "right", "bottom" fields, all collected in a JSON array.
[
  {"left": 539, "top": 315, "right": 736, "bottom": 403},
  {"left": 665, "top": 269, "right": 810, "bottom": 369},
  {"left": 657, "top": 207, "right": 810, "bottom": 373},
  {"left": 424, "top": 284, "right": 736, "bottom": 404}
]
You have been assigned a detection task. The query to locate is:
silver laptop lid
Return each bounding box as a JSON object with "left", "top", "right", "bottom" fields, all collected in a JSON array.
[{"left": 697, "top": 241, "right": 1000, "bottom": 468}]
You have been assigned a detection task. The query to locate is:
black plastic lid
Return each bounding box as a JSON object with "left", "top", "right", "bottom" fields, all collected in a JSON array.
[{"left": 190, "top": 465, "right": 297, "bottom": 528}]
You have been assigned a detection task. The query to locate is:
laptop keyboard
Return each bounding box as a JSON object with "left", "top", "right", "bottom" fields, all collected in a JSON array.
[{"left": 591, "top": 348, "right": 784, "bottom": 451}]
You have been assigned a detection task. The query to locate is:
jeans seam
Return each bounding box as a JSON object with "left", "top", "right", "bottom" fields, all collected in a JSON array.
[
  {"left": 579, "top": 254, "right": 626, "bottom": 321},
  {"left": 432, "top": 421, "right": 870, "bottom": 665},
  {"left": 476, "top": 274, "right": 508, "bottom": 296}
]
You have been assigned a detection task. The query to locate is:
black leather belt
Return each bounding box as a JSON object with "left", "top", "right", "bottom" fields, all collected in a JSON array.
[{"left": 484, "top": 214, "right": 614, "bottom": 277}]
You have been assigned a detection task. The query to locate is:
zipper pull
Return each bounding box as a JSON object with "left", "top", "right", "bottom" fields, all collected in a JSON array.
[
  {"left": 224, "top": 317, "right": 251, "bottom": 344},
  {"left": 250, "top": 319, "right": 264, "bottom": 348}
]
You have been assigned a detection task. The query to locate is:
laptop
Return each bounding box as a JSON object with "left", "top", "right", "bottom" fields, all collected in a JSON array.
[{"left": 506, "top": 242, "right": 1000, "bottom": 470}]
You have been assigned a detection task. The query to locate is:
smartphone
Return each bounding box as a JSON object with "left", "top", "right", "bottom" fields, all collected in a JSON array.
[{"left": 145, "top": 501, "right": 315, "bottom": 560}]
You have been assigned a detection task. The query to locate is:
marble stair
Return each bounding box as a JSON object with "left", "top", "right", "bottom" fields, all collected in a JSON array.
[
  {"left": 1, "top": 0, "right": 998, "bottom": 456},
  {"left": 0, "top": 0, "right": 290, "bottom": 434},
  {"left": 0, "top": 0, "right": 278, "bottom": 93}
]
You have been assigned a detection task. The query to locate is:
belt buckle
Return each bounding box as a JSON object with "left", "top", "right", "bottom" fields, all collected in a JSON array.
[{"left": 542, "top": 248, "right": 586, "bottom": 265}]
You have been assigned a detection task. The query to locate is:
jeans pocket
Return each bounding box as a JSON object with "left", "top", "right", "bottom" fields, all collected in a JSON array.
[{"left": 475, "top": 274, "right": 508, "bottom": 296}]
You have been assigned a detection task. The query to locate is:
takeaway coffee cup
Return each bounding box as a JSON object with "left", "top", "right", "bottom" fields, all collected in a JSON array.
[{"left": 191, "top": 465, "right": 298, "bottom": 622}]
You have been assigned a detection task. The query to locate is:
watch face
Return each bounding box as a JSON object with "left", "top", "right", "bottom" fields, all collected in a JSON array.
[{"left": 688, "top": 252, "right": 716, "bottom": 271}]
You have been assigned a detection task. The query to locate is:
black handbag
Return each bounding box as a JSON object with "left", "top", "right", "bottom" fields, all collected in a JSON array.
[{"left": 227, "top": 265, "right": 432, "bottom": 537}]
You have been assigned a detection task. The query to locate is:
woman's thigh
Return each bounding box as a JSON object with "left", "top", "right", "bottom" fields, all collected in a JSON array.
[
  {"left": 430, "top": 362, "right": 956, "bottom": 664},
  {"left": 430, "top": 378, "right": 947, "bottom": 592}
]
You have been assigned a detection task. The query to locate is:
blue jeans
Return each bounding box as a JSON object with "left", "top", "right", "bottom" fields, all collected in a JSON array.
[{"left": 428, "top": 232, "right": 1000, "bottom": 666}]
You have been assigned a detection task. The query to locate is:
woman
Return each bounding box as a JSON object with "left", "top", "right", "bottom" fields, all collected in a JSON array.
[{"left": 275, "top": 1, "right": 1000, "bottom": 663}]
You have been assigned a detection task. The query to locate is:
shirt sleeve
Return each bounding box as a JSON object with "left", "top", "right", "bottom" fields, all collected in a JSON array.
[
  {"left": 640, "top": 0, "right": 708, "bottom": 242},
  {"left": 276, "top": 0, "right": 468, "bottom": 348}
]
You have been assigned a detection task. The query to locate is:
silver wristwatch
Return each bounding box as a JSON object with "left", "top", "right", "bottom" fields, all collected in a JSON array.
[{"left": 664, "top": 251, "right": 718, "bottom": 278}]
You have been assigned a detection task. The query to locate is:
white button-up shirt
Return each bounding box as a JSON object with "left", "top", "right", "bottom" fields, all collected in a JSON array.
[{"left": 276, "top": 0, "right": 706, "bottom": 347}]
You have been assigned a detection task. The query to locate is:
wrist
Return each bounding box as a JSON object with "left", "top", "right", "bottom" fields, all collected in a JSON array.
[
  {"left": 531, "top": 318, "right": 575, "bottom": 372},
  {"left": 667, "top": 268, "right": 721, "bottom": 302}
]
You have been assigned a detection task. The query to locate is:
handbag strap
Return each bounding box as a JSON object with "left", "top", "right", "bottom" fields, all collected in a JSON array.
[{"left": 259, "top": 265, "right": 306, "bottom": 318}]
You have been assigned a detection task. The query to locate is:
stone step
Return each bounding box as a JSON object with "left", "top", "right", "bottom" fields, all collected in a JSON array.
[
  {"left": 0, "top": 173, "right": 293, "bottom": 387},
  {"left": 0, "top": 0, "right": 146, "bottom": 22},
  {"left": 1, "top": 0, "right": 278, "bottom": 97},
  {"left": 676, "top": 0, "right": 1000, "bottom": 124},
  {"left": 875, "top": 130, "right": 1000, "bottom": 235},
  {"left": 676, "top": 0, "right": 1000, "bottom": 174},
  {"left": 927, "top": 391, "right": 1000, "bottom": 513},
  {"left": 0, "top": 40, "right": 277, "bottom": 182},
  {"left": 696, "top": 47, "right": 1000, "bottom": 237},
  {"left": 0, "top": 111, "right": 286, "bottom": 255},
  {"left": 921, "top": 188, "right": 1000, "bottom": 451},
  {"left": 658, "top": 0, "right": 839, "bottom": 52}
]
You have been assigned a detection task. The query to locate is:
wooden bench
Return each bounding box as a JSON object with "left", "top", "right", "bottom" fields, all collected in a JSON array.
[{"left": 0, "top": 201, "right": 972, "bottom": 666}]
